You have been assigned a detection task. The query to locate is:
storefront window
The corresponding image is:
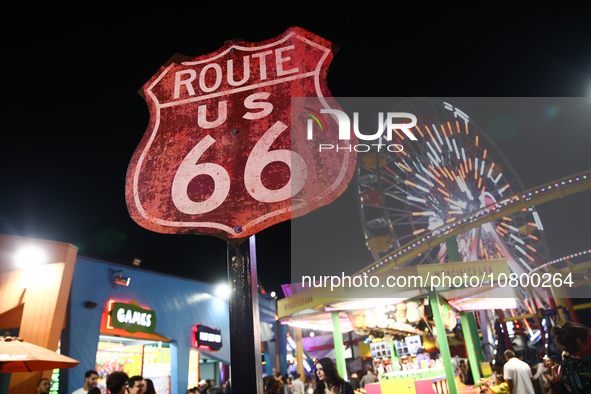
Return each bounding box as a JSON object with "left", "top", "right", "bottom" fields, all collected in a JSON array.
[
  {"left": 187, "top": 349, "right": 200, "bottom": 389},
  {"left": 95, "top": 335, "right": 171, "bottom": 394}
]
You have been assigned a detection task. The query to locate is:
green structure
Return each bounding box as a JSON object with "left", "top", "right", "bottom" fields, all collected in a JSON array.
[
  {"left": 430, "top": 296, "right": 458, "bottom": 394},
  {"left": 331, "top": 311, "right": 348, "bottom": 379}
]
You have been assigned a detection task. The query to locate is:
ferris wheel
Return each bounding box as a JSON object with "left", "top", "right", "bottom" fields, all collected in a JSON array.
[{"left": 356, "top": 98, "right": 550, "bottom": 273}]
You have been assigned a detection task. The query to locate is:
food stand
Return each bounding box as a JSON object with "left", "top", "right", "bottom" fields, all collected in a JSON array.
[{"left": 278, "top": 259, "right": 515, "bottom": 394}]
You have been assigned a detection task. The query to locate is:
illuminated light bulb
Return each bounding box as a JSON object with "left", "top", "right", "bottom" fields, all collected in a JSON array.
[{"left": 14, "top": 246, "right": 48, "bottom": 269}]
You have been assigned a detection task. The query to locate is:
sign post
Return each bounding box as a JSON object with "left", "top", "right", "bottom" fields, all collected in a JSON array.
[
  {"left": 126, "top": 26, "right": 357, "bottom": 393},
  {"left": 227, "top": 236, "right": 262, "bottom": 392}
]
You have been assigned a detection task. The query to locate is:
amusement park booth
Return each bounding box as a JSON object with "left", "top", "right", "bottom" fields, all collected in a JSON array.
[{"left": 278, "top": 258, "right": 517, "bottom": 394}]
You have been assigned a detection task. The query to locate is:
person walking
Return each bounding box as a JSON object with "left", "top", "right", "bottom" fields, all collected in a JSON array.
[
  {"left": 291, "top": 373, "right": 305, "bottom": 394},
  {"left": 37, "top": 378, "right": 51, "bottom": 394},
  {"left": 106, "top": 371, "right": 129, "bottom": 394},
  {"left": 503, "top": 350, "right": 535, "bottom": 394},
  {"left": 552, "top": 321, "right": 591, "bottom": 394},
  {"left": 348, "top": 372, "right": 360, "bottom": 390},
  {"left": 264, "top": 375, "right": 283, "bottom": 394},
  {"left": 143, "top": 378, "right": 156, "bottom": 394},
  {"left": 359, "top": 369, "right": 379, "bottom": 389},
  {"left": 281, "top": 374, "right": 291, "bottom": 394},
  {"left": 72, "top": 370, "right": 98, "bottom": 394},
  {"left": 127, "top": 376, "right": 145, "bottom": 394},
  {"left": 221, "top": 380, "right": 232, "bottom": 394},
  {"left": 313, "top": 358, "right": 354, "bottom": 394}
]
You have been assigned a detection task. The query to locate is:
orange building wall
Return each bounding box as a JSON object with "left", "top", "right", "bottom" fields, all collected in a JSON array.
[{"left": 0, "top": 234, "right": 78, "bottom": 394}]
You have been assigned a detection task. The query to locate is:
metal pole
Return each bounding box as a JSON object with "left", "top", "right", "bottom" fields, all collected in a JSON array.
[
  {"left": 348, "top": 331, "right": 355, "bottom": 361},
  {"left": 227, "top": 235, "right": 263, "bottom": 393}
]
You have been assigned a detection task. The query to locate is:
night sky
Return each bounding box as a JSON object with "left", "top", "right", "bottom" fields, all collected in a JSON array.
[{"left": 2, "top": 4, "right": 590, "bottom": 299}]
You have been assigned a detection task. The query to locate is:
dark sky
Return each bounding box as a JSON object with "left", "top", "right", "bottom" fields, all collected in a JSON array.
[{"left": 2, "top": 4, "right": 590, "bottom": 297}]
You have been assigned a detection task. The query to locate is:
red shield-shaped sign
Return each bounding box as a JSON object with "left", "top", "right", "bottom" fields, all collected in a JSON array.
[{"left": 126, "top": 27, "right": 357, "bottom": 239}]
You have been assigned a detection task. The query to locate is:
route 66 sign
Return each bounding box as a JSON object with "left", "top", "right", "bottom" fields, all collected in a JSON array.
[{"left": 125, "top": 27, "right": 357, "bottom": 239}]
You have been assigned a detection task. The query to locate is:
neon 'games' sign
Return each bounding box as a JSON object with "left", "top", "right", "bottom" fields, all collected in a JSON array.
[{"left": 110, "top": 302, "right": 156, "bottom": 334}]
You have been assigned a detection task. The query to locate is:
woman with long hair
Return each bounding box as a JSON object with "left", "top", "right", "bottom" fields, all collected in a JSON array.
[
  {"left": 264, "top": 375, "right": 283, "bottom": 394},
  {"left": 143, "top": 379, "right": 156, "bottom": 394},
  {"left": 551, "top": 321, "right": 591, "bottom": 394},
  {"left": 313, "top": 358, "right": 354, "bottom": 394}
]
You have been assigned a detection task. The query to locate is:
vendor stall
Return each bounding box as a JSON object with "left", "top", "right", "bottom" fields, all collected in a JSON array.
[{"left": 278, "top": 258, "right": 515, "bottom": 394}]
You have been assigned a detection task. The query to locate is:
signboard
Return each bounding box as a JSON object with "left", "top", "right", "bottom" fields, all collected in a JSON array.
[
  {"left": 480, "top": 361, "right": 493, "bottom": 377},
  {"left": 193, "top": 325, "right": 222, "bottom": 351},
  {"left": 110, "top": 302, "right": 156, "bottom": 334},
  {"left": 126, "top": 26, "right": 357, "bottom": 239}
]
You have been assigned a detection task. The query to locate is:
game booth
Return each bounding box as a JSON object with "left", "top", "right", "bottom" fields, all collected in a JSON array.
[{"left": 278, "top": 258, "right": 517, "bottom": 394}]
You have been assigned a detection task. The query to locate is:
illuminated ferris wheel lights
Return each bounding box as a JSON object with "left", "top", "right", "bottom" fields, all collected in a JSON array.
[
  {"left": 407, "top": 196, "right": 427, "bottom": 203},
  {"left": 438, "top": 188, "right": 451, "bottom": 197},
  {"left": 414, "top": 125, "right": 424, "bottom": 138},
  {"left": 518, "top": 258, "right": 533, "bottom": 272},
  {"left": 446, "top": 122, "right": 454, "bottom": 135},
  {"left": 397, "top": 162, "right": 412, "bottom": 173},
  {"left": 404, "top": 180, "right": 430, "bottom": 193},
  {"left": 427, "top": 141, "right": 439, "bottom": 158},
  {"left": 433, "top": 124, "right": 444, "bottom": 146},
  {"left": 445, "top": 136, "right": 453, "bottom": 151},
  {"left": 427, "top": 152, "right": 439, "bottom": 165},
  {"left": 459, "top": 167, "right": 466, "bottom": 179},
  {"left": 533, "top": 212, "right": 545, "bottom": 231},
  {"left": 500, "top": 222, "right": 519, "bottom": 232},
  {"left": 510, "top": 234, "right": 525, "bottom": 245},
  {"left": 528, "top": 234, "right": 539, "bottom": 240},
  {"left": 452, "top": 139, "right": 461, "bottom": 159},
  {"left": 412, "top": 211, "right": 435, "bottom": 216},
  {"left": 393, "top": 128, "right": 407, "bottom": 140},
  {"left": 433, "top": 176, "right": 446, "bottom": 188},
  {"left": 496, "top": 226, "right": 508, "bottom": 235},
  {"left": 416, "top": 174, "right": 434, "bottom": 187}
]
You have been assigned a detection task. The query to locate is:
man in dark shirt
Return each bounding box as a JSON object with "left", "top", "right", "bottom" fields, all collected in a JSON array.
[{"left": 360, "top": 369, "right": 379, "bottom": 388}]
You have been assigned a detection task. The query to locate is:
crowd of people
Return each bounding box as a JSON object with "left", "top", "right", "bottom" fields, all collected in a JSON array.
[
  {"left": 34, "top": 321, "right": 589, "bottom": 394},
  {"left": 261, "top": 359, "right": 386, "bottom": 394},
  {"left": 476, "top": 321, "right": 591, "bottom": 394},
  {"left": 187, "top": 378, "right": 232, "bottom": 394},
  {"left": 262, "top": 358, "right": 355, "bottom": 394}
]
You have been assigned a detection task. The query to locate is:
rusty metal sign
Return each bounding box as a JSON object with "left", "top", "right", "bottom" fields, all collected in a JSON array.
[{"left": 126, "top": 27, "right": 357, "bottom": 240}]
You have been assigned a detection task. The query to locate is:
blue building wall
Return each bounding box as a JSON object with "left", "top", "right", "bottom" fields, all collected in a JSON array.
[
  {"left": 259, "top": 294, "right": 277, "bottom": 375},
  {"left": 61, "top": 256, "right": 229, "bottom": 394}
]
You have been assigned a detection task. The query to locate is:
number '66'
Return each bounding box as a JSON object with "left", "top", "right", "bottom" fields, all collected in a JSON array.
[{"left": 171, "top": 119, "right": 307, "bottom": 215}]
